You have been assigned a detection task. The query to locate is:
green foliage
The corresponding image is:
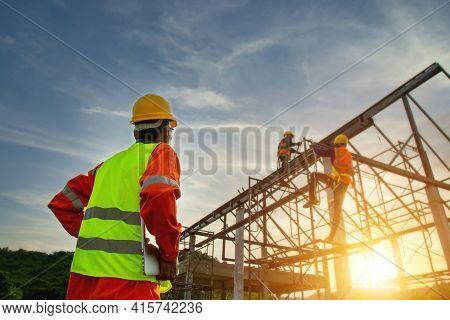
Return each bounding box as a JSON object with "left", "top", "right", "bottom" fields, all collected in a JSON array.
[
  {"left": 162, "top": 287, "right": 233, "bottom": 300},
  {"left": 178, "top": 249, "right": 218, "bottom": 262},
  {"left": 0, "top": 271, "right": 23, "bottom": 299},
  {"left": 161, "top": 251, "right": 222, "bottom": 300},
  {"left": 0, "top": 248, "right": 72, "bottom": 300}
]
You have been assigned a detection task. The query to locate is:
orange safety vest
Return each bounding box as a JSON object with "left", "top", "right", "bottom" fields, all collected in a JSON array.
[
  {"left": 330, "top": 146, "right": 354, "bottom": 185},
  {"left": 277, "top": 138, "right": 290, "bottom": 157}
]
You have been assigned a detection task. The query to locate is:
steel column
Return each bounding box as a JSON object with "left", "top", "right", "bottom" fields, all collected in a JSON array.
[{"left": 403, "top": 95, "right": 450, "bottom": 270}]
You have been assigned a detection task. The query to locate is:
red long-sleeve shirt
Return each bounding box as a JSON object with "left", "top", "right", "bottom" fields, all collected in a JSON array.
[{"left": 48, "top": 143, "right": 181, "bottom": 300}]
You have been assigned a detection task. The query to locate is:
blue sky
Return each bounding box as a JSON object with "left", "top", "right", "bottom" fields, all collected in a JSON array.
[{"left": 0, "top": 0, "right": 449, "bottom": 252}]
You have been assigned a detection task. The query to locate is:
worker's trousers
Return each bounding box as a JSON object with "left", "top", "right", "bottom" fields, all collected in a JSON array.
[
  {"left": 278, "top": 155, "right": 290, "bottom": 173},
  {"left": 308, "top": 172, "right": 348, "bottom": 240}
]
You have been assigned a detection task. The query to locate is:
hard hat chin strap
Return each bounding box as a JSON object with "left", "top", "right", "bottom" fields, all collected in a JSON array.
[{"left": 134, "top": 120, "right": 163, "bottom": 131}]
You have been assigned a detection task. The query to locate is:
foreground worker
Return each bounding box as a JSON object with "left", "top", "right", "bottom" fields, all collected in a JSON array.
[
  {"left": 303, "top": 134, "right": 354, "bottom": 242},
  {"left": 48, "top": 94, "right": 181, "bottom": 299},
  {"left": 277, "top": 131, "right": 302, "bottom": 170}
]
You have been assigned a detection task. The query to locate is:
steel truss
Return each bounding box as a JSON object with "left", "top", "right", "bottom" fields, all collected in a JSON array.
[{"left": 179, "top": 63, "right": 450, "bottom": 299}]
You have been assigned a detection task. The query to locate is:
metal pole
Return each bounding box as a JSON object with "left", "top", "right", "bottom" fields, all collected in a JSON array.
[
  {"left": 390, "top": 237, "right": 409, "bottom": 298},
  {"left": 222, "top": 215, "right": 227, "bottom": 261},
  {"left": 322, "top": 254, "right": 331, "bottom": 299},
  {"left": 261, "top": 192, "right": 269, "bottom": 299},
  {"left": 406, "top": 93, "right": 449, "bottom": 142},
  {"left": 303, "top": 139, "right": 322, "bottom": 299},
  {"left": 234, "top": 207, "right": 245, "bottom": 300},
  {"left": 184, "top": 235, "right": 196, "bottom": 300},
  {"left": 402, "top": 95, "right": 450, "bottom": 270},
  {"left": 210, "top": 239, "right": 215, "bottom": 299}
]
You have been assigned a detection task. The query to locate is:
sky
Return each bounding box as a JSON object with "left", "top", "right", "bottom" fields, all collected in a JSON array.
[{"left": 0, "top": 0, "right": 449, "bottom": 254}]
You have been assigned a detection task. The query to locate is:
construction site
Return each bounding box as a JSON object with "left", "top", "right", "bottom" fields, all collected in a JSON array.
[{"left": 170, "top": 63, "right": 450, "bottom": 300}]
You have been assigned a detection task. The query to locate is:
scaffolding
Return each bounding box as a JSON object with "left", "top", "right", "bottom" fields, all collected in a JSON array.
[{"left": 178, "top": 62, "right": 450, "bottom": 299}]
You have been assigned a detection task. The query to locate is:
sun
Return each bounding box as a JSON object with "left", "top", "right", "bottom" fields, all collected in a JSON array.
[
  {"left": 367, "top": 246, "right": 397, "bottom": 285},
  {"left": 351, "top": 243, "right": 397, "bottom": 288}
]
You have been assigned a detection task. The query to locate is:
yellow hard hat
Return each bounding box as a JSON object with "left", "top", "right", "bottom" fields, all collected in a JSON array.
[
  {"left": 131, "top": 94, "right": 177, "bottom": 127},
  {"left": 284, "top": 131, "right": 294, "bottom": 137},
  {"left": 334, "top": 134, "right": 348, "bottom": 145}
]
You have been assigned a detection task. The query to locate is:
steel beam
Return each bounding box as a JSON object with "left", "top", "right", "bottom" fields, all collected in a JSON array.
[
  {"left": 196, "top": 185, "right": 309, "bottom": 248},
  {"left": 353, "top": 154, "right": 450, "bottom": 191},
  {"left": 256, "top": 217, "right": 450, "bottom": 267},
  {"left": 181, "top": 63, "right": 446, "bottom": 241},
  {"left": 403, "top": 95, "right": 450, "bottom": 270},
  {"left": 233, "top": 208, "right": 245, "bottom": 299}
]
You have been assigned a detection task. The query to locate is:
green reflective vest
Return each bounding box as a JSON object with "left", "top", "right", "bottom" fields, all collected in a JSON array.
[{"left": 71, "top": 142, "right": 170, "bottom": 290}]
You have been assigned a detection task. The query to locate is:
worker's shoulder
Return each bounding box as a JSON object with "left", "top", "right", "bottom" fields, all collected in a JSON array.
[{"left": 154, "top": 142, "right": 179, "bottom": 157}]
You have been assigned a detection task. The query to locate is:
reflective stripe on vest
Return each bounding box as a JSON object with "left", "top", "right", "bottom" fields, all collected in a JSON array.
[
  {"left": 330, "top": 165, "right": 352, "bottom": 184},
  {"left": 71, "top": 142, "right": 161, "bottom": 284},
  {"left": 77, "top": 237, "right": 141, "bottom": 254},
  {"left": 61, "top": 185, "right": 84, "bottom": 211},
  {"left": 84, "top": 207, "right": 141, "bottom": 226}
]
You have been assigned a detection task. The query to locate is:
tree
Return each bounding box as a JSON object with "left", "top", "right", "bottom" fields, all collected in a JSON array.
[{"left": 0, "top": 271, "right": 23, "bottom": 300}]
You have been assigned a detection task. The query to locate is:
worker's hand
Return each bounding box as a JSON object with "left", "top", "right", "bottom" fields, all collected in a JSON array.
[
  {"left": 144, "top": 238, "right": 160, "bottom": 258},
  {"left": 145, "top": 237, "right": 178, "bottom": 281},
  {"left": 157, "top": 258, "right": 178, "bottom": 281}
]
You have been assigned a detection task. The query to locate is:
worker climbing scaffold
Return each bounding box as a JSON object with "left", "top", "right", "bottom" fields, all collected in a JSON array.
[
  {"left": 303, "top": 134, "right": 354, "bottom": 242},
  {"left": 277, "top": 131, "right": 302, "bottom": 172}
]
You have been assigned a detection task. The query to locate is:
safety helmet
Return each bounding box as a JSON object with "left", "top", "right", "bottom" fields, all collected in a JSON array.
[
  {"left": 334, "top": 134, "right": 348, "bottom": 145},
  {"left": 284, "top": 131, "right": 294, "bottom": 137},
  {"left": 131, "top": 94, "right": 177, "bottom": 127}
]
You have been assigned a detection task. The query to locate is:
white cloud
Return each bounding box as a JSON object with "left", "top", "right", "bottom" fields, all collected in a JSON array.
[
  {"left": 167, "top": 34, "right": 282, "bottom": 78},
  {"left": 122, "top": 29, "right": 156, "bottom": 47},
  {"left": 0, "top": 35, "right": 16, "bottom": 46},
  {"left": 81, "top": 106, "right": 129, "bottom": 118},
  {"left": 0, "top": 190, "right": 52, "bottom": 212},
  {"left": 219, "top": 35, "right": 282, "bottom": 70},
  {"left": 0, "top": 121, "right": 105, "bottom": 164},
  {"left": 163, "top": 15, "right": 191, "bottom": 35},
  {"left": 162, "top": 86, "right": 235, "bottom": 110}
]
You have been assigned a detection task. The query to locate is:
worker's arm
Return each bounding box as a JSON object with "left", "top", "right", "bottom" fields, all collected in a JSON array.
[
  {"left": 286, "top": 140, "right": 301, "bottom": 154},
  {"left": 140, "top": 143, "right": 181, "bottom": 262},
  {"left": 48, "top": 164, "right": 102, "bottom": 237},
  {"left": 312, "top": 143, "right": 334, "bottom": 159}
]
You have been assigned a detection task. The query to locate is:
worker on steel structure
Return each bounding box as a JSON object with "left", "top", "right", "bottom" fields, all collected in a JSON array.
[
  {"left": 303, "top": 134, "right": 354, "bottom": 242},
  {"left": 48, "top": 94, "right": 181, "bottom": 299},
  {"left": 277, "top": 131, "right": 302, "bottom": 171}
]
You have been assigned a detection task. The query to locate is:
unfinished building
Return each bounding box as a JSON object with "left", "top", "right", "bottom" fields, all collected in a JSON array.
[{"left": 175, "top": 63, "right": 449, "bottom": 299}]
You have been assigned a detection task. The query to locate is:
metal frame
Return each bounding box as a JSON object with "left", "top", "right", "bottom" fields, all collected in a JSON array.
[{"left": 179, "top": 63, "right": 450, "bottom": 299}]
